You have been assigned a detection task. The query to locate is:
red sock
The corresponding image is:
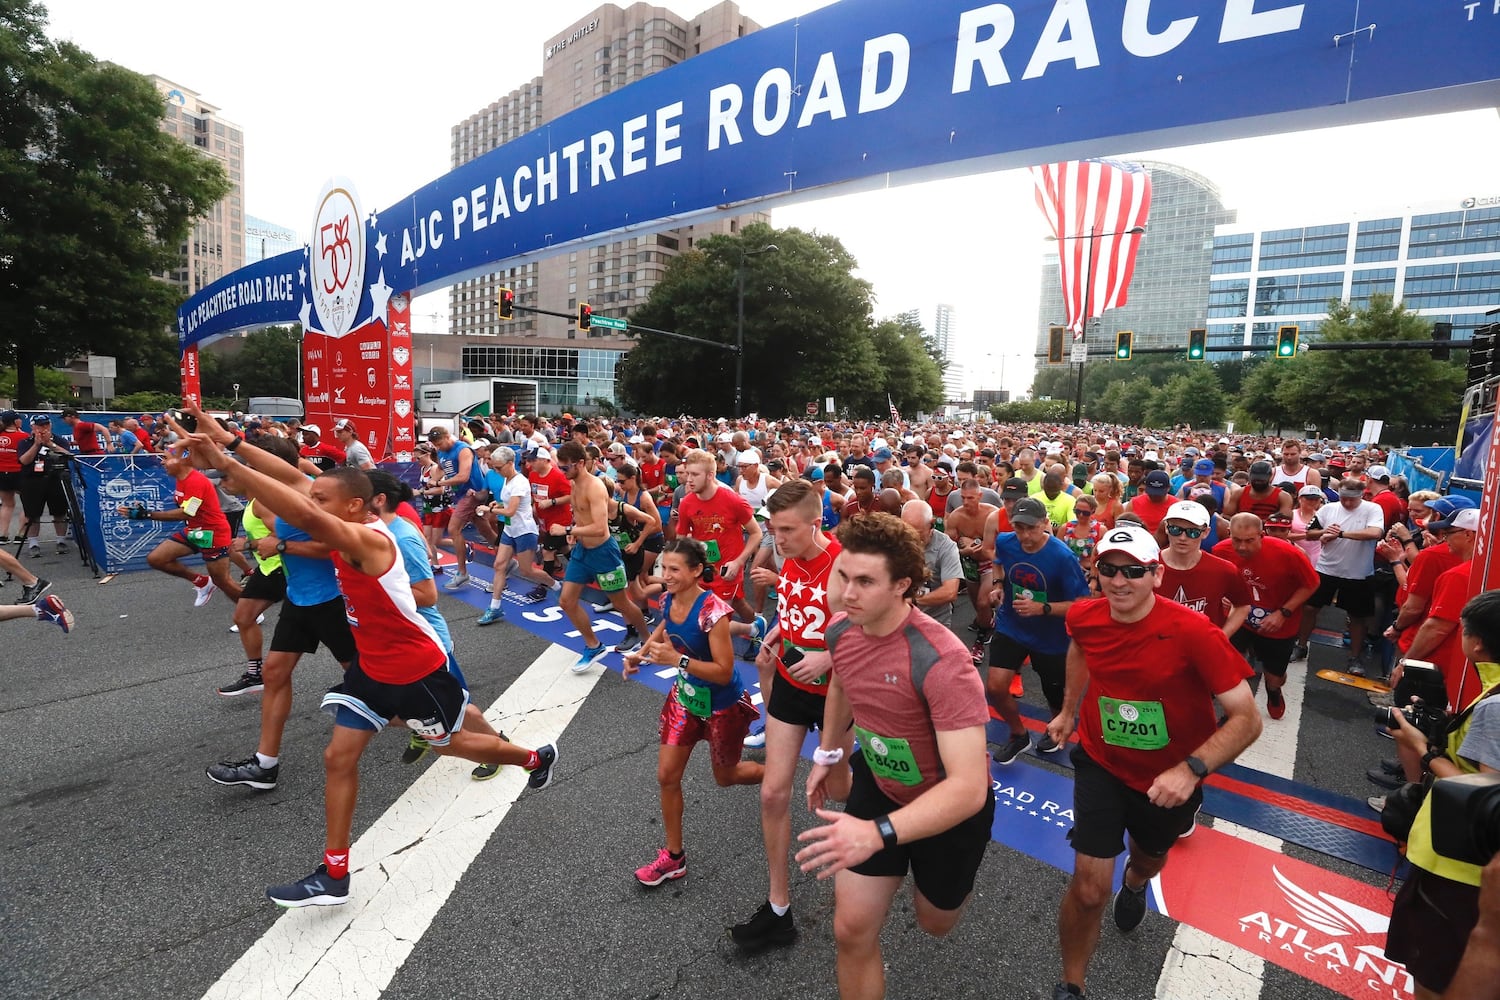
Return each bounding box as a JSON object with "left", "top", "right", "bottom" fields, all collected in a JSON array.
[
  {"left": 192, "top": 574, "right": 210, "bottom": 588},
  {"left": 524, "top": 750, "right": 539, "bottom": 770},
  {"left": 324, "top": 850, "right": 349, "bottom": 880}
]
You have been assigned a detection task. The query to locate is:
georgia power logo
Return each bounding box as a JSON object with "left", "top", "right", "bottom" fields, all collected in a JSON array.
[{"left": 310, "top": 180, "right": 366, "bottom": 339}]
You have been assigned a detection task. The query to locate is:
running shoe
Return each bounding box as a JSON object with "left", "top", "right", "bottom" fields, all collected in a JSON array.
[
  {"left": 1112, "top": 880, "right": 1148, "bottom": 932},
  {"left": 1366, "top": 768, "right": 1404, "bottom": 790},
  {"left": 1289, "top": 643, "right": 1309, "bottom": 662},
  {"left": 477, "top": 607, "right": 504, "bottom": 626},
  {"left": 526, "top": 583, "right": 550, "bottom": 601},
  {"left": 1179, "top": 808, "right": 1201, "bottom": 839},
  {"left": 1379, "top": 756, "right": 1403, "bottom": 775},
  {"left": 969, "top": 637, "right": 988, "bottom": 668},
  {"left": 1267, "top": 688, "right": 1286, "bottom": 720},
  {"left": 193, "top": 579, "right": 216, "bottom": 607},
  {"left": 634, "top": 848, "right": 687, "bottom": 887},
  {"left": 217, "top": 672, "right": 264, "bottom": 697},
  {"left": 471, "top": 763, "right": 501, "bottom": 781},
  {"left": 747, "top": 614, "right": 768, "bottom": 655},
  {"left": 1367, "top": 794, "right": 1387, "bottom": 813},
  {"left": 19, "top": 577, "right": 51, "bottom": 604},
  {"left": 1053, "top": 983, "right": 1087, "bottom": 1000},
  {"left": 989, "top": 732, "right": 1031, "bottom": 765},
  {"left": 613, "top": 626, "right": 641, "bottom": 654},
  {"left": 206, "top": 756, "right": 279, "bottom": 790},
  {"left": 743, "top": 728, "right": 767, "bottom": 749},
  {"left": 442, "top": 572, "right": 470, "bottom": 591},
  {"left": 28, "top": 544, "right": 40, "bottom": 559},
  {"left": 730, "top": 901, "right": 798, "bottom": 951},
  {"left": 266, "top": 864, "right": 349, "bottom": 908},
  {"left": 572, "top": 644, "right": 607, "bottom": 674},
  {"left": 1345, "top": 656, "right": 1367, "bottom": 678},
  {"left": 36, "top": 594, "right": 73, "bottom": 633},
  {"left": 526, "top": 744, "right": 558, "bottom": 790},
  {"left": 401, "top": 733, "right": 430, "bottom": 765},
  {"left": 227, "top": 612, "right": 265, "bottom": 634},
  {"left": 1034, "top": 732, "right": 1064, "bottom": 753},
  {"left": 55, "top": 540, "right": 67, "bottom": 553}
]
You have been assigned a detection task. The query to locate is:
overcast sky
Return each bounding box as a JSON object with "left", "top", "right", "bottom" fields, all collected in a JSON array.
[{"left": 38, "top": 0, "right": 1500, "bottom": 396}]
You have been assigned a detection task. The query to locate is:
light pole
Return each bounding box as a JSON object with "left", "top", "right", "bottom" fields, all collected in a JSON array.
[
  {"left": 735, "top": 243, "right": 779, "bottom": 417},
  {"left": 1048, "top": 225, "right": 1146, "bottom": 424}
]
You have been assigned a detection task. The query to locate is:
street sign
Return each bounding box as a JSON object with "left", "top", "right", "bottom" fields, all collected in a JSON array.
[
  {"left": 806, "top": 401, "right": 817, "bottom": 415},
  {"left": 590, "top": 315, "right": 628, "bottom": 331},
  {"left": 1071, "top": 340, "right": 1088, "bottom": 364}
]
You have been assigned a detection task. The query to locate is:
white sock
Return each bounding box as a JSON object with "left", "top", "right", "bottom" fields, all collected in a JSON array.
[
  {"left": 488, "top": 598, "right": 503, "bottom": 611},
  {"left": 256, "top": 752, "right": 279, "bottom": 768},
  {"left": 549, "top": 580, "right": 562, "bottom": 592},
  {"left": 770, "top": 901, "right": 790, "bottom": 917}
]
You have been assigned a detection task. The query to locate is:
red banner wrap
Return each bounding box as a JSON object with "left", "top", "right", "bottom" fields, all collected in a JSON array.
[
  {"left": 1472, "top": 404, "right": 1500, "bottom": 593},
  {"left": 301, "top": 320, "right": 392, "bottom": 458},
  {"left": 180, "top": 346, "right": 201, "bottom": 408},
  {"left": 387, "top": 291, "right": 415, "bottom": 461}
]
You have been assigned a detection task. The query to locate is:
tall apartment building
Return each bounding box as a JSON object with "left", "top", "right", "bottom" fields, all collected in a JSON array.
[
  {"left": 1034, "top": 162, "right": 1236, "bottom": 364},
  {"left": 450, "top": 2, "right": 770, "bottom": 411},
  {"left": 1207, "top": 198, "right": 1500, "bottom": 358},
  {"left": 152, "top": 78, "right": 244, "bottom": 297},
  {"left": 933, "top": 303, "right": 967, "bottom": 400}
]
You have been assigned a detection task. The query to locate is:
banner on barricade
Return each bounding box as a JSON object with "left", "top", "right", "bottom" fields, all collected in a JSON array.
[{"left": 72, "top": 456, "right": 183, "bottom": 575}]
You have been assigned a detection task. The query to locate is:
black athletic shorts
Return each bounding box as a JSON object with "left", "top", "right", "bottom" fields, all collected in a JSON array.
[
  {"left": 846, "top": 754, "right": 995, "bottom": 911},
  {"left": 270, "top": 595, "right": 356, "bottom": 662},
  {"left": 767, "top": 673, "right": 828, "bottom": 730},
  {"left": 1232, "top": 631, "right": 1296, "bottom": 677},
  {"left": 0, "top": 471, "right": 19, "bottom": 491},
  {"left": 1068, "top": 745, "right": 1201, "bottom": 859},
  {"left": 1309, "top": 573, "right": 1376, "bottom": 618},
  {"left": 321, "top": 659, "right": 467, "bottom": 745},
  {"left": 988, "top": 630, "right": 1065, "bottom": 675},
  {"left": 239, "top": 566, "right": 287, "bottom": 604},
  {"left": 20, "top": 476, "right": 67, "bottom": 519},
  {"left": 1383, "top": 863, "right": 1480, "bottom": 994}
]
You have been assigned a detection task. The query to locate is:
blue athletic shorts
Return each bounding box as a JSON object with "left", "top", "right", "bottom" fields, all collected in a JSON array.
[{"left": 564, "top": 535, "right": 626, "bottom": 587}]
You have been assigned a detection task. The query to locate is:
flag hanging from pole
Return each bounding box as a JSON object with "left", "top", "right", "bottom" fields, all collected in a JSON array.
[
  {"left": 888, "top": 393, "right": 901, "bottom": 424},
  {"left": 1031, "top": 159, "right": 1152, "bottom": 336}
]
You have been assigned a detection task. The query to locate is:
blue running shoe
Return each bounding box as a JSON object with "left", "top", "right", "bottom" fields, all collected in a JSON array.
[
  {"left": 477, "top": 607, "right": 504, "bottom": 626},
  {"left": 747, "top": 614, "right": 768, "bottom": 656},
  {"left": 266, "top": 864, "right": 349, "bottom": 908},
  {"left": 572, "top": 644, "right": 607, "bottom": 674}
]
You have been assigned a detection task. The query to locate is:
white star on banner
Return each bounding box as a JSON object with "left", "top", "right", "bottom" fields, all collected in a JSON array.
[
  {"left": 298, "top": 264, "right": 306, "bottom": 287},
  {"left": 368, "top": 269, "right": 393, "bottom": 323},
  {"left": 368, "top": 210, "right": 379, "bottom": 230},
  {"left": 375, "top": 231, "right": 388, "bottom": 260},
  {"left": 298, "top": 297, "right": 315, "bottom": 333}
]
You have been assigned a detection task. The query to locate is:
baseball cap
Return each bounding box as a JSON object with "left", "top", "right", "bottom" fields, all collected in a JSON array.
[
  {"left": 1338, "top": 480, "right": 1366, "bottom": 497},
  {"left": 1367, "top": 465, "right": 1391, "bottom": 482},
  {"left": 473, "top": 438, "right": 494, "bottom": 451},
  {"left": 333, "top": 418, "right": 355, "bottom": 433},
  {"left": 1265, "top": 512, "right": 1294, "bottom": 526},
  {"left": 1308, "top": 452, "right": 1327, "bottom": 461},
  {"left": 0, "top": 410, "right": 18, "bottom": 425},
  {"left": 1001, "top": 477, "right": 1029, "bottom": 499},
  {"left": 300, "top": 423, "right": 321, "bottom": 436},
  {"left": 534, "top": 446, "right": 553, "bottom": 461},
  {"left": 1095, "top": 524, "right": 1160, "bottom": 564},
  {"left": 1248, "top": 461, "right": 1274, "bottom": 482},
  {"left": 1193, "top": 458, "right": 1214, "bottom": 475},
  {"left": 1184, "top": 446, "right": 1200, "bottom": 456},
  {"left": 1010, "top": 497, "right": 1048, "bottom": 526},
  {"left": 737, "top": 448, "right": 762, "bottom": 466},
  {"left": 1143, "top": 470, "right": 1171, "bottom": 496},
  {"left": 1327, "top": 455, "right": 1347, "bottom": 469},
  {"left": 717, "top": 433, "right": 733, "bottom": 444},
  {"left": 1430, "top": 507, "right": 1481, "bottom": 532},
  {"left": 1164, "top": 500, "right": 1210, "bottom": 527},
  {"left": 607, "top": 442, "right": 628, "bottom": 457},
  {"left": 1071, "top": 462, "right": 1090, "bottom": 481},
  {"left": 1298, "top": 485, "right": 1325, "bottom": 499},
  {"left": 806, "top": 465, "right": 825, "bottom": 481},
  {"left": 31, "top": 414, "right": 51, "bottom": 425},
  {"left": 873, "top": 447, "right": 894, "bottom": 462}
]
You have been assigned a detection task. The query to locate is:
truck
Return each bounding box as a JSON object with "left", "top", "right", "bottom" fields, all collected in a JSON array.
[{"left": 417, "top": 377, "right": 540, "bottom": 421}]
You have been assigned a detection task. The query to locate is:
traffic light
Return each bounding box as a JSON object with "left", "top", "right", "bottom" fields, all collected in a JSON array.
[
  {"left": 1188, "top": 328, "right": 1207, "bottom": 361},
  {"left": 497, "top": 287, "right": 515, "bottom": 320},
  {"left": 1115, "top": 331, "right": 1133, "bottom": 360},
  {"left": 577, "top": 302, "right": 592, "bottom": 331},
  {"left": 1047, "top": 325, "right": 1065, "bottom": 364},
  {"left": 1469, "top": 324, "right": 1499, "bottom": 387},
  {"left": 1432, "top": 321, "right": 1452, "bottom": 361},
  {"left": 1275, "top": 325, "right": 1299, "bottom": 359}
]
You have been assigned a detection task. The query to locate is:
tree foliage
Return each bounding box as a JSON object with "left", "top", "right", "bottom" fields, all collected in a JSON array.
[
  {"left": 202, "top": 326, "right": 301, "bottom": 400},
  {"left": 0, "top": 1, "right": 231, "bottom": 405},
  {"left": 615, "top": 223, "right": 942, "bottom": 417},
  {"left": 989, "top": 398, "right": 1075, "bottom": 423},
  {"left": 0, "top": 364, "right": 69, "bottom": 403}
]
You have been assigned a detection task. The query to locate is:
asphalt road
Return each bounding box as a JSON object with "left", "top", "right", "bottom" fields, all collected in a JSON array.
[{"left": 0, "top": 547, "right": 1391, "bottom": 1000}]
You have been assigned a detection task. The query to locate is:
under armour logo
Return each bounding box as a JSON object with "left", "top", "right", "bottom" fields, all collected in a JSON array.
[{"left": 884, "top": 673, "right": 900, "bottom": 685}]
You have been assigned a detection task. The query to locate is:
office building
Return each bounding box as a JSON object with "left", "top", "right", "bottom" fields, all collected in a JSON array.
[
  {"left": 245, "top": 216, "right": 297, "bottom": 265},
  {"left": 1208, "top": 198, "right": 1500, "bottom": 357},
  {"left": 1034, "top": 162, "right": 1236, "bottom": 363},
  {"left": 450, "top": 2, "right": 770, "bottom": 411},
  {"left": 934, "top": 304, "right": 968, "bottom": 399},
  {"left": 152, "top": 78, "right": 244, "bottom": 297}
]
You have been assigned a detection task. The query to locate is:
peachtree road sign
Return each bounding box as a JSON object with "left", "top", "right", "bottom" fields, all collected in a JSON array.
[
  {"left": 178, "top": 0, "right": 1500, "bottom": 348},
  {"left": 590, "top": 315, "right": 629, "bottom": 331}
]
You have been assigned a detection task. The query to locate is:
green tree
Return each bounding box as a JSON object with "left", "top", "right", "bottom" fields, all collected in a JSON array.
[
  {"left": 870, "top": 313, "right": 944, "bottom": 415},
  {"left": 616, "top": 223, "right": 884, "bottom": 416},
  {"left": 205, "top": 326, "right": 301, "bottom": 400},
  {"left": 0, "top": 365, "right": 69, "bottom": 403},
  {"left": 1143, "top": 367, "right": 1227, "bottom": 428},
  {"left": 1091, "top": 375, "right": 1155, "bottom": 426},
  {"left": 1236, "top": 360, "right": 1297, "bottom": 432},
  {"left": 990, "top": 399, "right": 1074, "bottom": 423},
  {"left": 0, "top": 1, "right": 230, "bottom": 405}
]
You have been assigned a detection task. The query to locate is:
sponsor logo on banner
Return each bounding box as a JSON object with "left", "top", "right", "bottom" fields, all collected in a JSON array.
[
  {"left": 309, "top": 179, "right": 366, "bottom": 338},
  {"left": 392, "top": 347, "right": 410, "bottom": 366},
  {"left": 394, "top": 399, "right": 412, "bottom": 418}
]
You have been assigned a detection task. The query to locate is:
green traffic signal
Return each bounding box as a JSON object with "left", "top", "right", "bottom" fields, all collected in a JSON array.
[
  {"left": 1275, "top": 325, "right": 1299, "bottom": 359},
  {"left": 1187, "top": 328, "right": 1206, "bottom": 360}
]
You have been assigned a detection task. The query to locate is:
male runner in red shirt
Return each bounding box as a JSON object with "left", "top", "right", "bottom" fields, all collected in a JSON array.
[
  {"left": 676, "top": 448, "right": 765, "bottom": 640},
  {"left": 120, "top": 442, "right": 243, "bottom": 608}
]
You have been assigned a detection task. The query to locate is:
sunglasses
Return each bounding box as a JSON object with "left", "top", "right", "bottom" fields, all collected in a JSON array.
[
  {"left": 1096, "top": 561, "right": 1155, "bottom": 579},
  {"left": 1164, "top": 524, "right": 1205, "bottom": 539},
  {"left": 557, "top": 462, "right": 577, "bottom": 473}
]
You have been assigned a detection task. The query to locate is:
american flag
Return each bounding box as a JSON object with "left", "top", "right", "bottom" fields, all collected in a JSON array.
[
  {"left": 1031, "top": 160, "right": 1152, "bottom": 336},
  {"left": 888, "top": 393, "right": 900, "bottom": 424}
]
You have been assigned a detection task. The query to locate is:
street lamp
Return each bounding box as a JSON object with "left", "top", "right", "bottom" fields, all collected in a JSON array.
[
  {"left": 735, "top": 243, "right": 779, "bottom": 417},
  {"left": 1047, "top": 225, "right": 1146, "bottom": 424}
]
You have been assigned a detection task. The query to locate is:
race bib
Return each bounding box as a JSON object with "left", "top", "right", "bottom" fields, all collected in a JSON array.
[
  {"left": 405, "top": 716, "right": 449, "bottom": 742},
  {"left": 595, "top": 565, "right": 628, "bottom": 592},
  {"left": 1013, "top": 585, "right": 1047, "bottom": 604},
  {"left": 675, "top": 672, "right": 712, "bottom": 718},
  {"left": 1098, "top": 697, "right": 1170, "bottom": 750},
  {"left": 854, "top": 724, "right": 922, "bottom": 786},
  {"left": 181, "top": 495, "right": 203, "bottom": 516},
  {"left": 186, "top": 527, "right": 214, "bottom": 549},
  {"left": 960, "top": 555, "right": 979, "bottom": 582},
  {"left": 704, "top": 539, "right": 721, "bottom": 563}
]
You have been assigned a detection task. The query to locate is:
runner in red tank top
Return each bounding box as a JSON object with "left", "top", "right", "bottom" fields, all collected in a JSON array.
[
  {"left": 0, "top": 409, "right": 24, "bottom": 541},
  {"left": 178, "top": 432, "right": 561, "bottom": 909}
]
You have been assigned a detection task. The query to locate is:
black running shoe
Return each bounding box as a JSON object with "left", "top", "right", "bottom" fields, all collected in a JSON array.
[
  {"left": 526, "top": 744, "right": 558, "bottom": 790},
  {"left": 18, "top": 577, "right": 51, "bottom": 604},
  {"left": 1112, "top": 880, "right": 1148, "bottom": 933},
  {"left": 206, "top": 756, "right": 279, "bottom": 790},
  {"left": 266, "top": 864, "right": 349, "bottom": 908},
  {"left": 471, "top": 763, "right": 501, "bottom": 781},
  {"left": 730, "top": 901, "right": 798, "bottom": 952},
  {"left": 989, "top": 732, "right": 1031, "bottom": 765},
  {"left": 527, "top": 583, "right": 550, "bottom": 601},
  {"left": 216, "top": 671, "right": 264, "bottom": 697},
  {"left": 1366, "top": 767, "right": 1403, "bottom": 789},
  {"left": 401, "top": 733, "right": 431, "bottom": 765}
]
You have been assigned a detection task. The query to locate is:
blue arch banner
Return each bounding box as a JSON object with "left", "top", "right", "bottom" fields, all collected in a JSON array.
[{"left": 178, "top": 0, "right": 1500, "bottom": 347}]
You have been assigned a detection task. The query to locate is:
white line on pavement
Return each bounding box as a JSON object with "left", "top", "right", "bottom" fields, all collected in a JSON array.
[
  {"left": 202, "top": 643, "right": 602, "bottom": 1000},
  {"left": 1152, "top": 661, "right": 1307, "bottom": 999}
]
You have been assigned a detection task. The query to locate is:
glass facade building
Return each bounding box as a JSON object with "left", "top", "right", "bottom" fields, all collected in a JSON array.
[
  {"left": 1035, "top": 162, "right": 1237, "bottom": 367},
  {"left": 1208, "top": 200, "right": 1500, "bottom": 358},
  {"left": 244, "top": 216, "right": 298, "bottom": 265}
]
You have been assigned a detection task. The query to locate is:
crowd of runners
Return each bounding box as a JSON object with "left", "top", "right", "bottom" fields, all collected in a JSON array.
[{"left": 16, "top": 401, "right": 1500, "bottom": 999}]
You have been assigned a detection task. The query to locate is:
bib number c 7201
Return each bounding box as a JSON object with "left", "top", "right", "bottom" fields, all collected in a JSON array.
[
  {"left": 1097, "top": 696, "right": 1169, "bottom": 750},
  {"left": 854, "top": 724, "right": 922, "bottom": 786},
  {"left": 675, "top": 671, "right": 712, "bottom": 718}
]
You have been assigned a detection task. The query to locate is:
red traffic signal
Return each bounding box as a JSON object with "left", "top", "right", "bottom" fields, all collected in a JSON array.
[
  {"left": 577, "top": 302, "right": 592, "bottom": 331},
  {"left": 497, "top": 287, "right": 515, "bottom": 320}
]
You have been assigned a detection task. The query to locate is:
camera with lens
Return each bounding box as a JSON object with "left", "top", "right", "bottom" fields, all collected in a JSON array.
[
  {"left": 38, "top": 445, "right": 72, "bottom": 474},
  {"left": 1430, "top": 772, "right": 1500, "bottom": 866},
  {"left": 169, "top": 409, "right": 198, "bottom": 433},
  {"left": 1374, "top": 700, "right": 1450, "bottom": 743}
]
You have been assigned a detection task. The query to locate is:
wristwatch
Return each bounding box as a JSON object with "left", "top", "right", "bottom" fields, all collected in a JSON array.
[
  {"left": 874, "top": 814, "right": 899, "bottom": 849},
  {"left": 1042, "top": 602, "right": 1052, "bottom": 616},
  {"left": 1184, "top": 755, "right": 1210, "bottom": 780},
  {"left": 275, "top": 540, "right": 287, "bottom": 555},
  {"left": 1421, "top": 746, "right": 1446, "bottom": 771},
  {"left": 678, "top": 654, "right": 690, "bottom": 672}
]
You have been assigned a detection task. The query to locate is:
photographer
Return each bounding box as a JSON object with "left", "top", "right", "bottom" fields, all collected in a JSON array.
[
  {"left": 1385, "top": 589, "right": 1500, "bottom": 999},
  {"left": 17, "top": 415, "right": 71, "bottom": 557}
]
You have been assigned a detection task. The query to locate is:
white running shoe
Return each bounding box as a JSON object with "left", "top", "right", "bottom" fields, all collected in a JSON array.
[
  {"left": 194, "top": 580, "right": 217, "bottom": 607},
  {"left": 743, "top": 729, "right": 767, "bottom": 749},
  {"left": 228, "top": 612, "right": 266, "bottom": 633}
]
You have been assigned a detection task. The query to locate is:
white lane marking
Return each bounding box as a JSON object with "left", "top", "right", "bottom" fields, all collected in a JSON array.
[
  {"left": 202, "top": 644, "right": 601, "bottom": 1000},
  {"left": 1152, "top": 660, "right": 1306, "bottom": 999}
]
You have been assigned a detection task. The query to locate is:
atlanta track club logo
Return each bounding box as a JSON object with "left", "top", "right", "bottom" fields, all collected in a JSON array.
[{"left": 310, "top": 180, "right": 366, "bottom": 339}]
